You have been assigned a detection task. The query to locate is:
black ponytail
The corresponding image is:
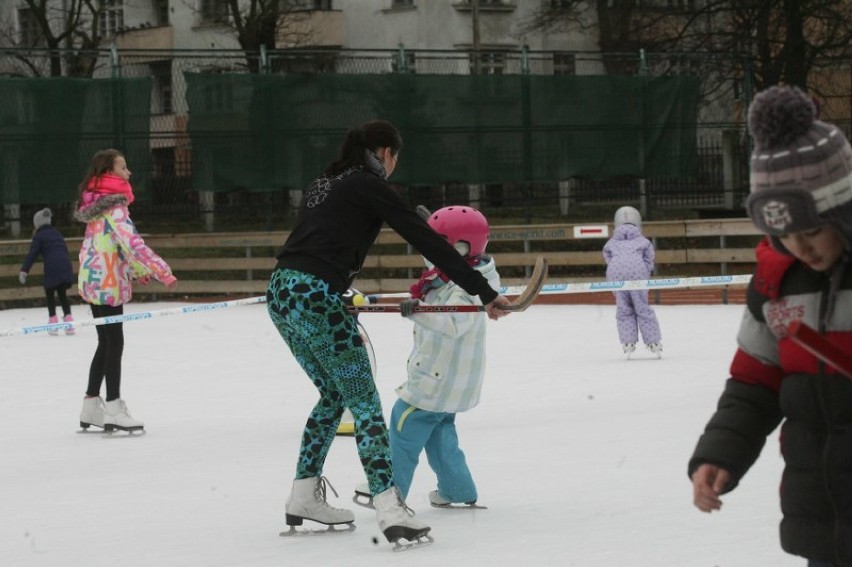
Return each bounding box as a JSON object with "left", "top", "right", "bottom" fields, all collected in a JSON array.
[{"left": 324, "top": 120, "right": 403, "bottom": 176}]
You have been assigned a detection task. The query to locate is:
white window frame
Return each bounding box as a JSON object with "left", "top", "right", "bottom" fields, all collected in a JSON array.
[{"left": 98, "top": 0, "right": 125, "bottom": 37}]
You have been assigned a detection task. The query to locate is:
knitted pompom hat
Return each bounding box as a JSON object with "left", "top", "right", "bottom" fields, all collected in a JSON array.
[
  {"left": 33, "top": 208, "right": 52, "bottom": 229},
  {"left": 746, "top": 85, "right": 852, "bottom": 251}
]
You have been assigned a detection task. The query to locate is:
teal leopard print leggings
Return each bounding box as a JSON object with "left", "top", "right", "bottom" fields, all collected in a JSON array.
[{"left": 267, "top": 268, "right": 393, "bottom": 496}]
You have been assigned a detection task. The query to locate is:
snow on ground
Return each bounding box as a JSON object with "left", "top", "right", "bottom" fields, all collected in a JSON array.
[{"left": 0, "top": 301, "right": 801, "bottom": 567}]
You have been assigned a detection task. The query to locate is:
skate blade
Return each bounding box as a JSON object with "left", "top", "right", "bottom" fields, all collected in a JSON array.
[
  {"left": 279, "top": 522, "right": 355, "bottom": 537},
  {"left": 392, "top": 534, "right": 434, "bottom": 552},
  {"left": 352, "top": 493, "right": 375, "bottom": 509},
  {"left": 77, "top": 426, "right": 105, "bottom": 434},
  {"left": 430, "top": 502, "right": 488, "bottom": 510},
  {"left": 103, "top": 428, "right": 146, "bottom": 437}
]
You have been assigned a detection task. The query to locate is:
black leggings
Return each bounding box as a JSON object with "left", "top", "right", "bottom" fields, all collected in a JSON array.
[
  {"left": 86, "top": 304, "right": 124, "bottom": 402},
  {"left": 45, "top": 285, "right": 71, "bottom": 318}
]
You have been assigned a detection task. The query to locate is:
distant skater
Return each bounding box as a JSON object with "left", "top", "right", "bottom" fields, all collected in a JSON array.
[
  {"left": 19, "top": 207, "right": 75, "bottom": 335},
  {"left": 603, "top": 206, "right": 662, "bottom": 357},
  {"left": 74, "top": 149, "right": 177, "bottom": 433}
]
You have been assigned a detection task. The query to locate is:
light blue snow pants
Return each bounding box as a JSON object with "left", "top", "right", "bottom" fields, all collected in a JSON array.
[
  {"left": 389, "top": 399, "right": 477, "bottom": 503},
  {"left": 614, "top": 289, "right": 662, "bottom": 345}
]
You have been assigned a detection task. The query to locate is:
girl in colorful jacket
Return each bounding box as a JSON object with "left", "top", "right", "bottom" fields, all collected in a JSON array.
[
  {"left": 73, "top": 149, "right": 177, "bottom": 433},
  {"left": 689, "top": 86, "right": 852, "bottom": 566}
]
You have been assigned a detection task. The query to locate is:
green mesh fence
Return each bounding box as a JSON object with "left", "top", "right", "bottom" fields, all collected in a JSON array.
[
  {"left": 0, "top": 77, "right": 152, "bottom": 205},
  {"left": 185, "top": 73, "right": 698, "bottom": 192}
]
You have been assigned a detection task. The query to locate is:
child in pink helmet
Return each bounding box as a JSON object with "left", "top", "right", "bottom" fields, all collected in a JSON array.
[{"left": 356, "top": 205, "right": 499, "bottom": 509}]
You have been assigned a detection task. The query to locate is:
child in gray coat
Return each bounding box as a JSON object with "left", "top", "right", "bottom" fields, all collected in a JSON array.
[{"left": 602, "top": 206, "right": 662, "bottom": 357}]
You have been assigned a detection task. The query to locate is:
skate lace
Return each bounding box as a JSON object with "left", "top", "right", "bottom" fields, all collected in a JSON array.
[
  {"left": 394, "top": 487, "right": 418, "bottom": 517},
  {"left": 315, "top": 476, "right": 346, "bottom": 511}
]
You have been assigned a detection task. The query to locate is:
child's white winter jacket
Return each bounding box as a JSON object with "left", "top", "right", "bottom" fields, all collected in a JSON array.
[{"left": 395, "top": 257, "right": 500, "bottom": 413}]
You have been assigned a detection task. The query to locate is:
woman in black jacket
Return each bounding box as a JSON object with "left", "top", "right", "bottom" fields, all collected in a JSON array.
[{"left": 267, "top": 120, "right": 510, "bottom": 546}]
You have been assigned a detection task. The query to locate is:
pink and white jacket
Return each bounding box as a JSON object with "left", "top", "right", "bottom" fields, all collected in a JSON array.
[{"left": 74, "top": 177, "right": 175, "bottom": 306}]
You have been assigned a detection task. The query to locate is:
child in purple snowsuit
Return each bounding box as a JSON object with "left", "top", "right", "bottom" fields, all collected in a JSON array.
[{"left": 602, "top": 206, "right": 662, "bottom": 356}]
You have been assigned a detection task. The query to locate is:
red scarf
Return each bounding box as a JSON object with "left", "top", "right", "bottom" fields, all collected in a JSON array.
[
  {"left": 409, "top": 255, "right": 483, "bottom": 300},
  {"left": 83, "top": 173, "right": 135, "bottom": 206}
]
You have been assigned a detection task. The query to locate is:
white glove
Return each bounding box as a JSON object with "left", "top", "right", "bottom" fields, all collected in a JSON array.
[{"left": 19, "top": 271, "right": 27, "bottom": 285}]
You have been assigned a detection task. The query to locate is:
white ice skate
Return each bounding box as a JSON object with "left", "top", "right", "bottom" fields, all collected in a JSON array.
[
  {"left": 281, "top": 477, "right": 356, "bottom": 536},
  {"left": 428, "top": 490, "right": 487, "bottom": 510},
  {"left": 647, "top": 342, "right": 663, "bottom": 358},
  {"left": 103, "top": 399, "right": 144, "bottom": 433},
  {"left": 374, "top": 486, "right": 433, "bottom": 551},
  {"left": 622, "top": 342, "right": 636, "bottom": 358},
  {"left": 79, "top": 396, "right": 106, "bottom": 431}
]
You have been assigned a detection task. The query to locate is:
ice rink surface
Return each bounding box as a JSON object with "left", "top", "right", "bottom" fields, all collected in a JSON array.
[{"left": 0, "top": 301, "right": 801, "bottom": 567}]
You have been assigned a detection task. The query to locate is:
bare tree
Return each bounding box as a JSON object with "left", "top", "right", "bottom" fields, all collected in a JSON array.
[
  {"left": 193, "top": 0, "right": 318, "bottom": 73},
  {"left": 1, "top": 0, "right": 105, "bottom": 77},
  {"left": 521, "top": 0, "right": 852, "bottom": 92}
]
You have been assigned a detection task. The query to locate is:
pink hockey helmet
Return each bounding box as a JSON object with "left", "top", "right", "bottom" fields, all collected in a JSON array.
[{"left": 427, "top": 206, "right": 490, "bottom": 257}]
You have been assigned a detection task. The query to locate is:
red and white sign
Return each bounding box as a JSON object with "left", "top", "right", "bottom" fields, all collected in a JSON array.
[{"left": 573, "top": 225, "right": 609, "bottom": 239}]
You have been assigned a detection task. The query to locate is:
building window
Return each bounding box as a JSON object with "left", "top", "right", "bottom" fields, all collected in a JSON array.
[
  {"left": 391, "top": 52, "right": 416, "bottom": 73},
  {"left": 452, "top": 1, "right": 515, "bottom": 12},
  {"left": 98, "top": 0, "right": 125, "bottom": 37},
  {"left": 151, "top": 61, "right": 173, "bottom": 114},
  {"left": 470, "top": 51, "right": 505, "bottom": 75},
  {"left": 392, "top": 0, "right": 415, "bottom": 7},
  {"left": 272, "top": 53, "right": 337, "bottom": 74},
  {"left": 553, "top": 53, "right": 575, "bottom": 75},
  {"left": 154, "top": 0, "right": 169, "bottom": 25},
  {"left": 17, "top": 8, "right": 42, "bottom": 47},
  {"left": 670, "top": 55, "right": 699, "bottom": 76},
  {"left": 284, "top": 0, "right": 333, "bottom": 9},
  {"left": 199, "top": 0, "right": 229, "bottom": 24}
]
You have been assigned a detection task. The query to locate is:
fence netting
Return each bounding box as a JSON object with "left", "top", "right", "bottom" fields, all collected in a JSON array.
[
  {"left": 0, "top": 77, "right": 151, "bottom": 205},
  {"left": 185, "top": 73, "right": 699, "bottom": 192}
]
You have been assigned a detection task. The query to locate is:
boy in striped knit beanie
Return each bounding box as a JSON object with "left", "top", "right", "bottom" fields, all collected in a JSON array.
[{"left": 689, "top": 85, "right": 852, "bottom": 566}]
